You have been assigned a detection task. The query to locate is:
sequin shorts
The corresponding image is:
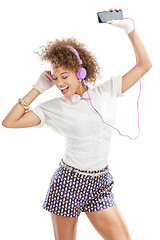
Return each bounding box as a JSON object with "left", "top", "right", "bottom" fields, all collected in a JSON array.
[{"left": 42, "top": 160, "right": 116, "bottom": 217}]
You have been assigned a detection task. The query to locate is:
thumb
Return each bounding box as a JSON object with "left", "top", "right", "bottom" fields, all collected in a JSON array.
[{"left": 106, "top": 21, "right": 113, "bottom": 24}]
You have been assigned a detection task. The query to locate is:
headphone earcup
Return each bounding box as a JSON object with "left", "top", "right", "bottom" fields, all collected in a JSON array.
[{"left": 76, "top": 67, "right": 87, "bottom": 81}]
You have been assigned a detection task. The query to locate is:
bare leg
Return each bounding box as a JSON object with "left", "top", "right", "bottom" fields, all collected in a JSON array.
[
  {"left": 85, "top": 206, "right": 131, "bottom": 240},
  {"left": 51, "top": 213, "right": 78, "bottom": 240}
]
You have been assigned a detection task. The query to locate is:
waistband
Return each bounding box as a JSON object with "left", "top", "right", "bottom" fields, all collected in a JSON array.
[{"left": 59, "top": 159, "right": 109, "bottom": 178}]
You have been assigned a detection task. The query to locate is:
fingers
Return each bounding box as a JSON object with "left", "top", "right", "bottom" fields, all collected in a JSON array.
[
  {"left": 109, "top": 8, "right": 122, "bottom": 12},
  {"left": 103, "top": 8, "right": 122, "bottom": 13},
  {"left": 104, "top": 8, "right": 122, "bottom": 24},
  {"left": 44, "top": 71, "right": 53, "bottom": 81},
  {"left": 45, "top": 71, "right": 52, "bottom": 77}
]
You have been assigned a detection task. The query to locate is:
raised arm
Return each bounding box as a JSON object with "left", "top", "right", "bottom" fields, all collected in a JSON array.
[
  {"left": 2, "top": 71, "right": 54, "bottom": 128},
  {"left": 122, "top": 30, "right": 152, "bottom": 93},
  {"left": 107, "top": 9, "right": 152, "bottom": 93}
]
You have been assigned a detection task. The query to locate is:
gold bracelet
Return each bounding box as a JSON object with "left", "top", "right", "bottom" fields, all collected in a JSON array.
[{"left": 18, "top": 98, "right": 30, "bottom": 111}]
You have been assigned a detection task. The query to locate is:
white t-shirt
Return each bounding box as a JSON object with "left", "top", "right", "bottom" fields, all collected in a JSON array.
[{"left": 32, "top": 75, "right": 124, "bottom": 171}]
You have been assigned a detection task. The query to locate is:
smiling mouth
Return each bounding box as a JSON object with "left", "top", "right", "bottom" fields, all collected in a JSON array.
[
  {"left": 60, "top": 86, "right": 69, "bottom": 94},
  {"left": 60, "top": 86, "right": 69, "bottom": 90}
]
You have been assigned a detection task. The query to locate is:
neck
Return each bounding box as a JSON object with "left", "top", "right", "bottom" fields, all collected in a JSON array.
[{"left": 75, "top": 83, "right": 88, "bottom": 95}]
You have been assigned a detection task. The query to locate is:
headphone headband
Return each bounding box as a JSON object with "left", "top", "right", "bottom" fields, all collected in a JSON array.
[{"left": 63, "top": 45, "right": 83, "bottom": 65}]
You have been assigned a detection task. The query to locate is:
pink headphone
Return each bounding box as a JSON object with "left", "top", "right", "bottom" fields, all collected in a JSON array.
[
  {"left": 51, "top": 45, "right": 87, "bottom": 82},
  {"left": 63, "top": 45, "right": 87, "bottom": 82}
]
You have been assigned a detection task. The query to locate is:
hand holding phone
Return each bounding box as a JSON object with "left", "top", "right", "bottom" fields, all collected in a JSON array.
[
  {"left": 108, "top": 18, "right": 134, "bottom": 35},
  {"left": 97, "top": 9, "right": 134, "bottom": 35}
]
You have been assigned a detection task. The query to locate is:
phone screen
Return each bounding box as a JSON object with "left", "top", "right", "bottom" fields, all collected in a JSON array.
[{"left": 97, "top": 10, "right": 123, "bottom": 23}]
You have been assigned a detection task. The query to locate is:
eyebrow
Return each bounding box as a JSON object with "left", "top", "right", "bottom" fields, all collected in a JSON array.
[
  {"left": 52, "top": 72, "right": 69, "bottom": 77},
  {"left": 60, "top": 72, "right": 69, "bottom": 75}
]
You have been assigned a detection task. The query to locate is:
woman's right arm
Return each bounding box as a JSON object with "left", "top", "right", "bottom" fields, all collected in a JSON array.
[
  {"left": 2, "top": 88, "right": 41, "bottom": 128},
  {"left": 2, "top": 71, "right": 55, "bottom": 128}
]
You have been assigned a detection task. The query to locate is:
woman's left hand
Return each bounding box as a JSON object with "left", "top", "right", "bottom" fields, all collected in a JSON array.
[{"left": 105, "top": 8, "right": 134, "bottom": 35}]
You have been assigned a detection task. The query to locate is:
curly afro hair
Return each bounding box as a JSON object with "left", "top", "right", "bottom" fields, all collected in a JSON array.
[{"left": 34, "top": 37, "right": 102, "bottom": 86}]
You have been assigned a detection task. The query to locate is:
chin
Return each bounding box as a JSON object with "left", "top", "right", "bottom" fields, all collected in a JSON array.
[
  {"left": 64, "top": 95, "right": 71, "bottom": 99},
  {"left": 64, "top": 91, "right": 74, "bottom": 99}
]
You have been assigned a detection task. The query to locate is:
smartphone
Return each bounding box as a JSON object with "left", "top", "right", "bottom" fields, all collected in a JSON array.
[{"left": 97, "top": 10, "right": 123, "bottom": 23}]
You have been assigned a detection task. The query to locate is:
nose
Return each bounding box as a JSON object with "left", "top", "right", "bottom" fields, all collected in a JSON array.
[{"left": 56, "top": 78, "right": 65, "bottom": 88}]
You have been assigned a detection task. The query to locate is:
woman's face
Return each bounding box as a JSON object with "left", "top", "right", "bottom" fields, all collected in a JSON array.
[{"left": 51, "top": 64, "right": 87, "bottom": 98}]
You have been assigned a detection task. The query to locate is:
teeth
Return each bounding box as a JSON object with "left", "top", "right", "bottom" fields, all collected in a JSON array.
[{"left": 60, "top": 86, "right": 69, "bottom": 90}]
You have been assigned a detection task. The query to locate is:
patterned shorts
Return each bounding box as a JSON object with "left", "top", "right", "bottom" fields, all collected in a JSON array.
[{"left": 42, "top": 160, "right": 116, "bottom": 217}]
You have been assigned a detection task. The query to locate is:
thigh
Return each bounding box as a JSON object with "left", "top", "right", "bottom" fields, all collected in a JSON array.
[
  {"left": 85, "top": 206, "right": 131, "bottom": 240},
  {"left": 51, "top": 213, "right": 78, "bottom": 240}
]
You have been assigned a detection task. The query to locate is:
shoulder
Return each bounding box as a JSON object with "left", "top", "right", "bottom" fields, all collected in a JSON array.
[
  {"left": 37, "top": 97, "right": 63, "bottom": 110},
  {"left": 95, "top": 75, "right": 124, "bottom": 97}
]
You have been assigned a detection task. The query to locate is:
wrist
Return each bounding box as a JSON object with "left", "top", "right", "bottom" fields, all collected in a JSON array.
[
  {"left": 18, "top": 98, "right": 30, "bottom": 111},
  {"left": 123, "top": 18, "right": 135, "bottom": 35},
  {"left": 32, "top": 85, "right": 44, "bottom": 94},
  {"left": 128, "top": 29, "right": 135, "bottom": 37},
  {"left": 22, "top": 88, "right": 41, "bottom": 105}
]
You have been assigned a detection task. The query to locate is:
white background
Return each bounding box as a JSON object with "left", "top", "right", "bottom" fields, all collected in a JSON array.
[{"left": 0, "top": 0, "right": 159, "bottom": 239}]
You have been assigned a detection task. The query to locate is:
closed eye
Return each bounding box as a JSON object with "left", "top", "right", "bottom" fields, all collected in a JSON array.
[
  {"left": 62, "top": 76, "right": 68, "bottom": 79},
  {"left": 51, "top": 73, "right": 69, "bottom": 80}
]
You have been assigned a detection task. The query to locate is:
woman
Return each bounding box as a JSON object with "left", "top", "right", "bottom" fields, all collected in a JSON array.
[{"left": 2, "top": 8, "right": 152, "bottom": 240}]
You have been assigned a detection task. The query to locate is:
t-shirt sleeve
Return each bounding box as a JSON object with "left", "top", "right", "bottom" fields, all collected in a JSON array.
[
  {"left": 98, "top": 75, "right": 125, "bottom": 97},
  {"left": 32, "top": 105, "right": 46, "bottom": 128},
  {"left": 31, "top": 98, "right": 63, "bottom": 135}
]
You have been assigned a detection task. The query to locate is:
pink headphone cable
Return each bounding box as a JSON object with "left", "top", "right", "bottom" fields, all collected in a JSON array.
[{"left": 83, "top": 18, "right": 142, "bottom": 140}]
